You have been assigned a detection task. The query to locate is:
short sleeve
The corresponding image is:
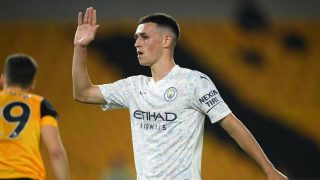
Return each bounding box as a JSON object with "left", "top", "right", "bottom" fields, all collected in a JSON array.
[
  {"left": 40, "top": 98, "right": 58, "bottom": 127},
  {"left": 99, "top": 78, "right": 130, "bottom": 110},
  {"left": 191, "top": 73, "right": 231, "bottom": 123}
]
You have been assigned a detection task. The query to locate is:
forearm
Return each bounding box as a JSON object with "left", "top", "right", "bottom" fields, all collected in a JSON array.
[
  {"left": 220, "top": 115, "right": 275, "bottom": 173},
  {"left": 50, "top": 147, "right": 69, "bottom": 180},
  {"left": 72, "top": 46, "right": 94, "bottom": 101},
  {"left": 233, "top": 123, "right": 274, "bottom": 172}
]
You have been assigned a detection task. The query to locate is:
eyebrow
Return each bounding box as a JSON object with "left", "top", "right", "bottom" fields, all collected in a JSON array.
[{"left": 134, "top": 32, "right": 147, "bottom": 39}]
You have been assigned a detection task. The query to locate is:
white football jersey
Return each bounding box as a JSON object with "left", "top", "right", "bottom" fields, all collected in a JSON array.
[{"left": 99, "top": 65, "right": 231, "bottom": 180}]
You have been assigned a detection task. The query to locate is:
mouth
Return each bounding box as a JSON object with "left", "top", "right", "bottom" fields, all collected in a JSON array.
[{"left": 137, "top": 50, "right": 144, "bottom": 57}]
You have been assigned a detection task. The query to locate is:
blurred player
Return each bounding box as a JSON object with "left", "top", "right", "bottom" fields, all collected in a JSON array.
[
  {"left": 0, "top": 54, "right": 69, "bottom": 180},
  {"left": 72, "top": 7, "right": 288, "bottom": 180}
]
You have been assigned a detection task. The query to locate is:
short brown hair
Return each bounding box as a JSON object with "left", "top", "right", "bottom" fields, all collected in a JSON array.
[
  {"left": 4, "top": 53, "right": 38, "bottom": 88},
  {"left": 139, "top": 13, "right": 180, "bottom": 43}
]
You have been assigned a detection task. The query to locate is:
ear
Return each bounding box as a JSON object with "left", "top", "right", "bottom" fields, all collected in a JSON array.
[
  {"left": 163, "top": 34, "right": 173, "bottom": 48},
  {"left": 0, "top": 73, "right": 4, "bottom": 87},
  {"left": 29, "top": 80, "right": 36, "bottom": 91}
]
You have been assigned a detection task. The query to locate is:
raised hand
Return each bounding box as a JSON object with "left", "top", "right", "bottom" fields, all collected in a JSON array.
[{"left": 74, "top": 7, "right": 99, "bottom": 47}]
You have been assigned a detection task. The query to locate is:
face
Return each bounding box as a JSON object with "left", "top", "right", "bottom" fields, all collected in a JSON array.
[{"left": 134, "top": 23, "right": 164, "bottom": 66}]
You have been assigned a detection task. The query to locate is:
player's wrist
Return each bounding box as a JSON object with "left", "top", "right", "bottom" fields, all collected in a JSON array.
[
  {"left": 74, "top": 44, "right": 88, "bottom": 49},
  {"left": 262, "top": 164, "right": 277, "bottom": 174}
]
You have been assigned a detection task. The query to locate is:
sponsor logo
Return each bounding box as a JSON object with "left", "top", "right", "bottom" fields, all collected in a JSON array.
[
  {"left": 164, "top": 87, "right": 178, "bottom": 102},
  {"left": 140, "top": 123, "right": 166, "bottom": 131},
  {"left": 198, "top": 89, "right": 221, "bottom": 113},
  {"left": 200, "top": 75, "right": 209, "bottom": 81},
  {"left": 134, "top": 110, "right": 177, "bottom": 121},
  {"left": 133, "top": 110, "right": 177, "bottom": 131},
  {"left": 198, "top": 90, "right": 218, "bottom": 104}
]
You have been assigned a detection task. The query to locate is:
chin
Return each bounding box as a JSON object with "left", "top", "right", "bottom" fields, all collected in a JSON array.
[{"left": 138, "top": 59, "right": 151, "bottom": 66}]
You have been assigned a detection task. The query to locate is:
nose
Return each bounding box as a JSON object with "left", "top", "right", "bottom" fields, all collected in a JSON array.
[{"left": 134, "top": 37, "right": 141, "bottom": 48}]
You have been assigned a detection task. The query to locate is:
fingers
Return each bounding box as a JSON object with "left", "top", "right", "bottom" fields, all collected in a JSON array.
[
  {"left": 83, "top": 8, "right": 89, "bottom": 24},
  {"left": 92, "top": 9, "right": 97, "bottom": 26},
  {"left": 80, "top": 7, "right": 96, "bottom": 25},
  {"left": 87, "top": 8, "right": 92, "bottom": 25},
  {"left": 78, "top": 12, "right": 82, "bottom": 25}
]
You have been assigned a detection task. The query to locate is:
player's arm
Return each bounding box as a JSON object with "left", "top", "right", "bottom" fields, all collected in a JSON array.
[
  {"left": 40, "top": 99, "right": 69, "bottom": 180},
  {"left": 218, "top": 114, "right": 288, "bottom": 180},
  {"left": 72, "top": 7, "right": 105, "bottom": 104},
  {"left": 42, "top": 126, "right": 69, "bottom": 180}
]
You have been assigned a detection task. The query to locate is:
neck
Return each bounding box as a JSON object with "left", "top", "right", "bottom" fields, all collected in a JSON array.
[
  {"left": 4, "top": 85, "right": 29, "bottom": 92},
  {"left": 150, "top": 57, "right": 176, "bottom": 82}
]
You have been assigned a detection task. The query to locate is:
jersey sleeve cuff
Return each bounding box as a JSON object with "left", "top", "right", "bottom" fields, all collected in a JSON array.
[{"left": 40, "top": 116, "right": 58, "bottom": 127}]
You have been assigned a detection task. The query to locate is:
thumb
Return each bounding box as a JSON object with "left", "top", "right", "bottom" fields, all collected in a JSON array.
[{"left": 92, "top": 25, "right": 100, "bottom": 35}]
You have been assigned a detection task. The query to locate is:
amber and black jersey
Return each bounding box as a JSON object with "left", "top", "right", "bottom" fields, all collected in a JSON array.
[{"left": 0, "top": 89, "right": 59, "bottom": 180}]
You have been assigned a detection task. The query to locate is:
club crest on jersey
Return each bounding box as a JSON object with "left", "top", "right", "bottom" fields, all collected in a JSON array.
[{"left": 164, "top": 87, "right": 178, "bottom": 102}]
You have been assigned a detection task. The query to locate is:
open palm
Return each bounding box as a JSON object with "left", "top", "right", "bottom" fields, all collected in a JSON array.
[{"left": 74, "top": 7, "right": 99, "bottom": 47}]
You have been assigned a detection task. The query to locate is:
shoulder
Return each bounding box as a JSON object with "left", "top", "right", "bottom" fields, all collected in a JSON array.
[
  {"left": 177, "top": 66, "right": 211, "bottom": 84},
  {"left": 127, "top": 75, "right": 149, "bottom": 81},
  {"left": 29, "top": 93, "right": 44, "bottom": 102},
  {"left": 18, "top": 92, "right": 44, "bottom": 104},
  {"left": 16, "top": 93, "right": 58, "bottom": 118},
  {"left": 40, "top": 98, "right": 58, "bottom": 119},
  {"left": 125, "top": 75, "right": 150, "bottom": 84}
]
